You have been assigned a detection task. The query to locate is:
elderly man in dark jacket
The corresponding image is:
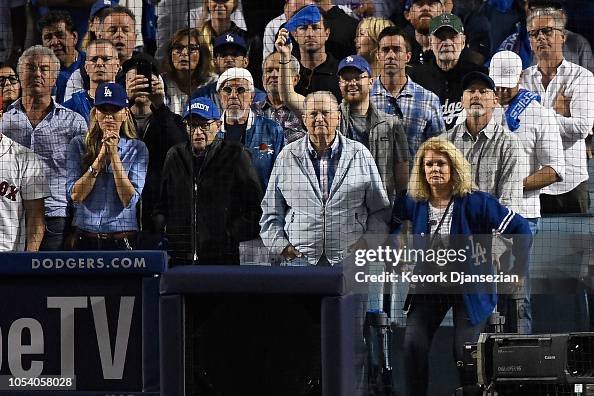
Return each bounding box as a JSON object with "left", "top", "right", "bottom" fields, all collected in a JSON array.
[{"left": 155, "top": 97, "right": 263, "bottom": 265}]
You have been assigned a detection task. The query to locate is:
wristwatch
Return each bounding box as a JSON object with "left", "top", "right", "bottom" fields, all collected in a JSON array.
[{"left": 88, "top": 165, "right": 99, "bottom": 177}]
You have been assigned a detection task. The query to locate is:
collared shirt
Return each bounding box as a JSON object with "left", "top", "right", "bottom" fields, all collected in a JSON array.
[
  {"left": 493, "top": 97, "right": 565, "bottom": 218},
  {"left": 371, "top": 77, "right": 445, "bottom": 157},
  {"left": 444, "top": 118, "right": 523, "bottom": 213},
  {"left": 521, "top": 59, "right": 594, "bottom": 195},
  {"left": 263, "top": 14, "right": 286, "bottom": 60},
  {"left": 66, "top": 135, "right": 149, "bottom": 233},
  {"left": 306, "top": 135, "right": 341, "bottom": 202},
  {"left": 259, "top": 99, "right": 306, "bottom": 143},
  {"left": 0, "top": 98, "right": 86, "bottom": 217}
]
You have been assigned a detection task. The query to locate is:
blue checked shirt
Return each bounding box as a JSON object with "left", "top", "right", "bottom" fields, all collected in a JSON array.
[
  {"left": 0, "top": 99, "right": 87, "bottom": 217},
  {"left": 306, "top": 135, "right": 341, "bottom": 203},
  {"left": 371, "top": 77, "right": 446, "bottom": 157},
  {"left": 66, "top": 135, "right": 149, "bottom": 233}
]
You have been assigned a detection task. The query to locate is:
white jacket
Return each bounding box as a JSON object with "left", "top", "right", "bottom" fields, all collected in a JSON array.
[{"left": 260, "top": 133, "right": 390, "bottom": 265}]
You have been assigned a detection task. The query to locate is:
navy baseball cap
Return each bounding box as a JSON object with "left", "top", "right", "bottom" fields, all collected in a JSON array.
[
  {"left": 213, "top": 33, "right": 247, "bottom": 54},
  {"left": 183, "top": 97, "right": 221, "bottom": 121},
  {"left": 95, "top": 82, "right": 129, "bottom": 108},
  {"left": 90, "top": 0, "right": 116, "bottom": 18},
  {"left": 462, "top": 71, "right": 495, "bottom": 91},
  {"left": 337, "top": 55, "right": 372, "bottom": 76}
]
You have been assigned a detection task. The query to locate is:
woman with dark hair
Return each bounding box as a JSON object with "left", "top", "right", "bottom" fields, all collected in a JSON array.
[
  {"left": 391, "top": 137, "right": 532, "bottom": 395},
  {"left": 0, "top": 62, "right": 21, "bottom": 113},
  {"left": 162, "top": 28, "right": 216, "bottom": 115},
  {"left": 67, "top": 82, "right": 149, "bottom": 250}
]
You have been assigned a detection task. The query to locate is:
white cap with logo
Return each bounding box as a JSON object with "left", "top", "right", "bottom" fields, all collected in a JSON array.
[{"left": 489, "top": 51, "right": 523, "bottom": 89}]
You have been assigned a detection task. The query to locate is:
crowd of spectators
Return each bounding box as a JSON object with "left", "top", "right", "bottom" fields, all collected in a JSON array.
[{"left": 0, "top": 0, "right": 593, "bottom": 393}]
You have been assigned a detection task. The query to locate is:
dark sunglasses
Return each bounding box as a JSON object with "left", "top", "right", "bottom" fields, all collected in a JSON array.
[
  {"left": 221, "top": 86, "right": 248, "bottom": 95},
  {"left": 528, "top": 26, "right": 562, "bottom": 39},
  {"left": 0, "top": 75, "right": 19, "bottom": 86}
]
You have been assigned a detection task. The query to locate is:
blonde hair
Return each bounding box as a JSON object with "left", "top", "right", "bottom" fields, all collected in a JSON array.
[
  {"left": 357, "top": 17, "right": 395, "bottom": 77},
  {"left": 408, "top": 137, "right": 475, "bottom": 201},
  {"left": 82, "top": 107, "right": 137, "bottom": 169}
]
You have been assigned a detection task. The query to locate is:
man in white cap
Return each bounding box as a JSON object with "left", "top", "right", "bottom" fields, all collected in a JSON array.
[
  {"left": 490, "top": 50, "right": 565, "bottom": 233},
  {"left": 216, "top": 67, "right": 285, "bottom": 190},
  {"left": 490, "top": 50, "right": 565, "bottom": 335}
]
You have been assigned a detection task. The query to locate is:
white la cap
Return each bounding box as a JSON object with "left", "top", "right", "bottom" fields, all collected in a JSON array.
[
  {"left": 489, "top": 51, "right": 523, "bottom": 89},
  {"left": 216, "top": 67, "right": 254, "bottom": 92}
]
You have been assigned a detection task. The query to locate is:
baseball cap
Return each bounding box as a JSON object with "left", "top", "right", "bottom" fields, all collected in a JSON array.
[
  {"left": 337, "top": 55, "right": 372, "bottom": 76},
  {"left": 462, "top": 71, "right": 495, "bottom": 91},
  {"left": 489, "top": 51, "right": 522, "bottom": 89},
  {"left": 216, "top": 67, "right": 254, "bottom": 92},
  {"left": 95, "top": 82, "right": 129, "bottom": 108},
  {"left": 213, "top": 33, "right": 247, "bottom": 55},
  {"left": 285, "top": 4, "right": 322, "bottom": 32},
  {"left": 183, "top": 97, "right": 221, "bottom": 120},
  {"left": 90, "top": 0, "right": 115, "bottom": 18},
  {"left": 429, "top": 13, "right": 464, "bottom": 35},
  {"left": 404, "top": 0, "right": 443, "bottom": 11}
]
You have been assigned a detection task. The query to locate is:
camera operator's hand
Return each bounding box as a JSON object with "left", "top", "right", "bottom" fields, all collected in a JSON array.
[{"left": 148, "top": 75, "right": 165, "bottom": 108}]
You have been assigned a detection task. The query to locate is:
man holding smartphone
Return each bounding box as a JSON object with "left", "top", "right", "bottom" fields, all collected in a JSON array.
[{"left": 121, "top": 55, "right": 188, "bottom": 233}]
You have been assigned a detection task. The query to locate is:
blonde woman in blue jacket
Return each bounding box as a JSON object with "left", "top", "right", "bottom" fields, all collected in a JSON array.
[{"left": 391, "top": 137, "right": 532, "bottom": 396}]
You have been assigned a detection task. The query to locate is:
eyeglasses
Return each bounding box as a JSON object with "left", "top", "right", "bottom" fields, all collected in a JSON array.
[
  {"left": 339, "top": 75, "right": 369, "bottom": 84},
  {"left": 528, "top": 27, "right": 563, "bottom": 39},
  {"left": 220, "top": 86, "right": 249, "bottom": 95},
  {"left": 0, "top": 75, "right": 19, "bottom": 86},
  {"left": 172, "top": 44, "right": 200, "bottom": 54},
  {"left": 187, "top": 120, "right": 216, "bottom": 131},
  {"left": 88, "top": 55, "right": 116, "bottom": 63}
]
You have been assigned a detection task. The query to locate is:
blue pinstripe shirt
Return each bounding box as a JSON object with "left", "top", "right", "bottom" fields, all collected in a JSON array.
[
  {"left": 371, "top": 77, "right": 446, "bottom": 157},
  {"left": 306, "top": 135, "right": 341, "bottom": 203}
]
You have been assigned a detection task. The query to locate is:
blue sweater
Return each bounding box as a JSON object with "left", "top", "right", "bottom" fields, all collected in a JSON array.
[
  {"left": 63, "top": 91, "right": 93, "bottom": 126},
  {"left": 391, "top": 190, "right": 532, "bottom": 325}
]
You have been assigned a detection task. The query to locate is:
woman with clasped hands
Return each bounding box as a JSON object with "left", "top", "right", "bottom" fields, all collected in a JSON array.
[
  {"left": 67, "top": 82, "right": 149, "bottom": 250},
  {"left": 390, "top": 137, "right": 532, "bottom": 396}
]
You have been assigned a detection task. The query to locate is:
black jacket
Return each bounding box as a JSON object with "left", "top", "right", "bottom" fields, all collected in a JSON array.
[
  {"left": 408, "top": 58, "right": 488, "bottom": 130},
  {"left": 136, "top": 103, "right": 188, "bottom": 232},
  {"left": 156, "top": 139, "right": 263, "bottom": 264}
]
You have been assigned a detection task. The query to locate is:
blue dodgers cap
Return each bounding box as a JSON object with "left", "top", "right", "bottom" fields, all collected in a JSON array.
[
  {"left": 337, "top": 55, "right": 372, "bottom": 76},
  {"left": 183, "top": 97, "right": 221, "bottom": 120},
  {"left": 213, "top": 33, "right": 247, "bottom": 53},
  {"left": 94, "top": 82, "right": 129, "bottom": 108},
  {"left": 90, "top": 0, "right": 115, "bottom": 17},
  {"left": 285, "top": 4, "right": 322, "bottom": 32},
  {"left": 462, "top": 71, "right": 496, "bottom": 91}
]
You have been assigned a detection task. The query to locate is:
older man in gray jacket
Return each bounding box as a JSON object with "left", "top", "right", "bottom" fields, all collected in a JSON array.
[{"left": 260, "top": 91, "right": 390, "bottom": 266}]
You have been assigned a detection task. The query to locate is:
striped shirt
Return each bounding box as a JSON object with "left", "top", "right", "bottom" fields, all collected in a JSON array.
[
  {"left": 371, "top": 77, "right": 445, "bottom": 157},
  {"left": 306, "top": 135, "right": 341, "bottom": 203}
]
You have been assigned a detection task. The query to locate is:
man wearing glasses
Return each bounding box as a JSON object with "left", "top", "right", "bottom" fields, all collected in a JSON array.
[
  {"left": 217, "top": 67, "right": 284, "bottom": 189},
  {"left": 337, "top": 54, "right": 409, "bottom": 203},
  {"left": 0, "top": 45, "right": 86, "bottom": 250},
  {"left": 408, "top": 13, "right": 488, "bottom": 130},
  {"left": 155, "top": 96, "right": 263, "bottom": 265},
  {"left": 521, "top": 7, "right": 594, "bottom": 214},
  {"left": 192, "top": 34, "right": 267, "bottom": 112},
  {"left": 63, "top": 40, "right": 121, "bottom": 125}
]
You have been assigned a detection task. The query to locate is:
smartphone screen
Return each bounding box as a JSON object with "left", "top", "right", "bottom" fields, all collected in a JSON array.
[{"left": 136, "top": 60, "right": 153, "bottom": 94}]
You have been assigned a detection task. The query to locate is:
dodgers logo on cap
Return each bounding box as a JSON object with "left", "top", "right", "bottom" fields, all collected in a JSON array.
[
  {"left": 226, "top": 34, "right": 234, "bottom": 43},
  {"left": 346, "top": 56, "right": 353, "bottom": 63},
  {"left": 104, "top": 86, "right": 112, "bottom": 97}
]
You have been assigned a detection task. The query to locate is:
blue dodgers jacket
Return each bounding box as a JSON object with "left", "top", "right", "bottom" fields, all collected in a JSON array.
[
  {"left": 63, "top": 90, "right": 93, "bottom": 126},
  {"left": 391, "top": 190, "right": 533, "bottom": 325},
  {"left": 218, "top": 111, "right": 285, "bottom": 188}
]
